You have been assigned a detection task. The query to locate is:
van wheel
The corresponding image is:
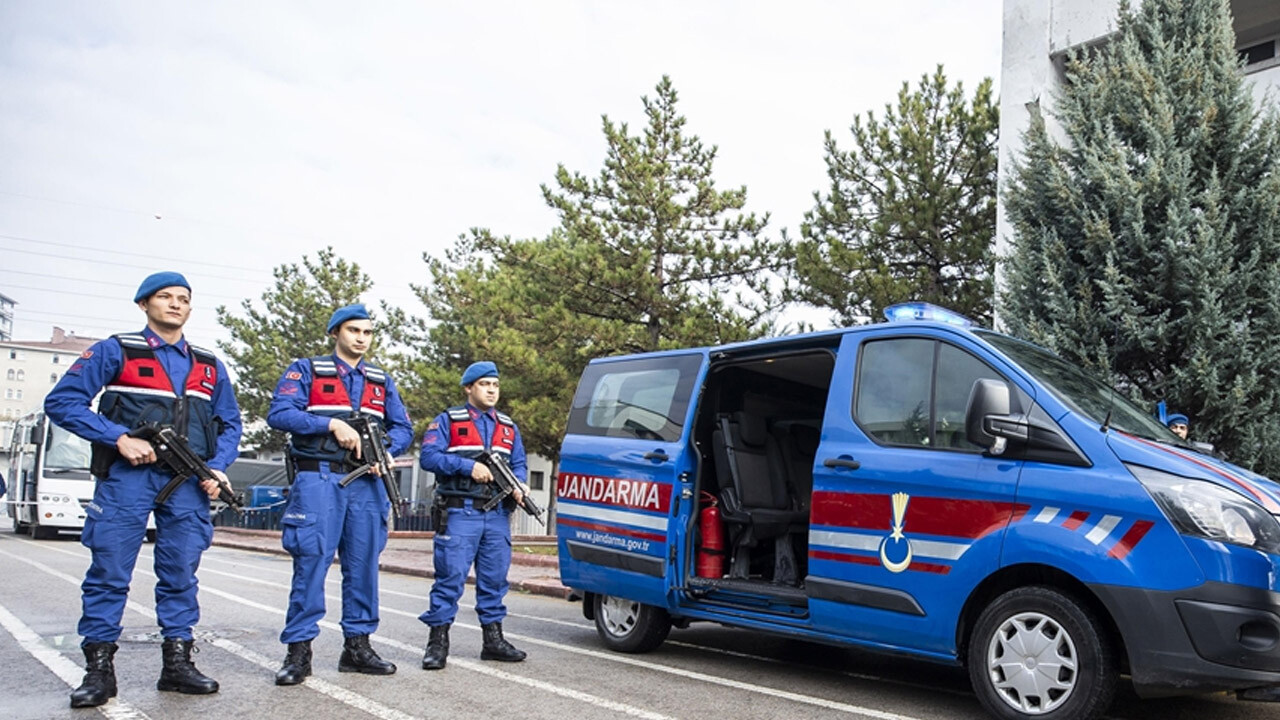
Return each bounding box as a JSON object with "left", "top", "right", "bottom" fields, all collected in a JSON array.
[
  {"left": 593, "top": 594, "right": 671, "bottom": 653},
  {"left": 968, "top": 586, "right": 1117, "bottom": 720}
]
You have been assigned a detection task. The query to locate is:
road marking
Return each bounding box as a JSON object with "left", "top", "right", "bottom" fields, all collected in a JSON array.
[
  {"left": 0, "top": 546, "right": 427, "bottom": 720},
  {"left": 0, "top": 600, "right": 152, "bottom": 719},
  {"left": 19, "top": 538, "right": 936, "bottom": 720},
  {"left": 28, "top": 541, "right": 675, "bottom": 720},
  {"left": 203, "top": 636, "right": 425, "bottom": 720}
]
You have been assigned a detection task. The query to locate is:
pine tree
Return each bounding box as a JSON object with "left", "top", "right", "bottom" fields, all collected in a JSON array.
[
  {"left": 1002, "top": 0, "right": 1280, "bottom": 475},
  {"left": 216, "top": 248, "right": 375, "bottom": 451},
  {"left": 540, "top": 75, "right": 786, "bottom": 353},
  {"left": 395, "top": 76, "right": 785, "bottom": 460},
  {"left": 793, "top": 66, "right": 999, "bottom": 326}
]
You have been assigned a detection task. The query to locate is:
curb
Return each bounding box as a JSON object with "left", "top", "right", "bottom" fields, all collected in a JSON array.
[{"left": 210, "top": 532, "right": 571, "bottom": 600}]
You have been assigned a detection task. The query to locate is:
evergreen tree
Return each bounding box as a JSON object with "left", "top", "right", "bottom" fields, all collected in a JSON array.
[
  {"left": 793, "top": 66, "right": 999, "bottom": 325},
  {"left": 1002, "top": 0, "right": 1280, "bottom": 475},
  {"left": 216, "top": 248, "right": 375, "bottom": 451},
  {"left": 540, "top": 75, "right": 786, "bottom": 353},
  {"left": 397, "top": 76, "right": 785, "bottom": 459}
]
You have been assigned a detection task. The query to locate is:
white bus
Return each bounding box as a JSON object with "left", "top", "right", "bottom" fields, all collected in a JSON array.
[{"left": 4, "top": 411, "right": 155, "bottom": 540}]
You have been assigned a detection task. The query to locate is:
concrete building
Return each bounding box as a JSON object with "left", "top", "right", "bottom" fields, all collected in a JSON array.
[
  {"left": 0, "top": 328, "right": 100, "bottom": 448},
  {"left": 996, "top": 0, "right": 1280, "bottom": 294},
  {"left": 0, "top": 292, "right": 14, "bottom": 342}
]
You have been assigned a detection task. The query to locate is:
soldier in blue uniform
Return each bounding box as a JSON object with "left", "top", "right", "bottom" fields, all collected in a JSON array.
[
  {"left": 419, "top": 360, "right": 528, "bottom": 669},
  {"left": 44, "top": 271, "right": 242, "bottom": 708},
  {"left": 267, "top": 304, "right": 413, "bottom": 685}
]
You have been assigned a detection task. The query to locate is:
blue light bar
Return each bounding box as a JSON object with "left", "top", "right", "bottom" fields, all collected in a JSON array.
[{"left": 882, "top": 302, "right": 976, "bottom": 328}]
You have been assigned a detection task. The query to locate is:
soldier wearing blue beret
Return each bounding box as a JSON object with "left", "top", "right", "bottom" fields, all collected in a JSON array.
[
  {"left": 1166, "top": 413, "right": 1189, "bottom": 440},
  {"left": 45, "top": 271, "right": 243, "bottom": 707},
  {"left": 418, "top": 360, "right": 529, "bottom": 669},
  {"left": 266, "top": 303, "right": 413, "bottom": 685}
]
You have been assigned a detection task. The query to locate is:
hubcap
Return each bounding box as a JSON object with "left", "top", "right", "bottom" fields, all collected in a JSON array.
[
  {"left": 986, "top": 611, "right": 1078, "bottom": 715},
  {"left": 599, "top": 595, "right": 640, "bottom": 637}
]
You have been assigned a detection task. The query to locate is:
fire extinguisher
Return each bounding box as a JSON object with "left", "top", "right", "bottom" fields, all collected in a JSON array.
[{"left": 697, "top": 491, "right": 726, "bottom": 579}]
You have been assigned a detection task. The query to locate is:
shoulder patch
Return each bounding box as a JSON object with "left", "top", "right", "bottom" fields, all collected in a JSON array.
[
  {"left": 80, "top": 350, "right": 94, "bottom": 359},
  {"left": 286, "top": 371, "right": 302, "bottom": 380}
]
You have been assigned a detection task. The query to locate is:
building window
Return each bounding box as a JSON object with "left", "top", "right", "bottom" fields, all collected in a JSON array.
[
  {"left": 15, "top": 369, "right": 23, "bottom": 381},
  {"left": 15, "top": 390, "right": 21, "bottom": 400},
  {"left": 4, "top": 369, "right": 12, "bottom": 380},
  {"left": 7, "top": 350, "right": 15, "bottom": 360},
  {"left": 52, "top": 354, "right": 61, "bottom": 364},
  {"left": 4, "top": 389, "right": 11, "bottom": 399},
  {"left": 1240, "top": 39, "right": 1276, "bottom": 66},
  {"left": 529, "top": 470, "right": 545, "bottom": 490},
  {"left": 50, "top": 373, "right": 58, "bottom": 383}
]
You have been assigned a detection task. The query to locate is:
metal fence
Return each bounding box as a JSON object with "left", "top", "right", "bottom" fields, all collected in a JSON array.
[{"left": 212, "top": 499, "right": 553, "bottom": 535}]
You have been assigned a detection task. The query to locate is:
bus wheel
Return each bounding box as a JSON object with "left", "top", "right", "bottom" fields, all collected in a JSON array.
[
  {"left": 593, "top": 593, "right": 671, "bottom": 653},
  {"left": 29, "top": 522, "right": 56, "bottom": 540},
  {"left": 968, "top": 586, "right": 1117, "bottom": 720},
  {"left": 12, "top": 516, "right": 29, "bottom": 534}
]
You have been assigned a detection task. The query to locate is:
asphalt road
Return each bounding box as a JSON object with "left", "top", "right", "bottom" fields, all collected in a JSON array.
[{"left": 1, "top": 532, "right": 1277, "bottom": 720}]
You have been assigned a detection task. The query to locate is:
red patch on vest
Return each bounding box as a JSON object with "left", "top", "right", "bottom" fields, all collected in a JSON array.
[
  {"left": 286, "top": 371, "right": 302, "bottom": 380},
  {"left": 80, "top": 350, "right": 94, "bottom": 359}
]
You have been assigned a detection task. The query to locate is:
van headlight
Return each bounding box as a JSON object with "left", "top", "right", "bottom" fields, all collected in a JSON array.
[{"left": 1129, "top": 464, "right": 1280, "bottom": 554}]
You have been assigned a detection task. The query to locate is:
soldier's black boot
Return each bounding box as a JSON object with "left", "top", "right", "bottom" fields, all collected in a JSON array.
[
  {"left": 157, "top": 638, "right": 219, "bottom": 694},
  {"left": 275, "top": 640, "right": 312, "bottom": 686},
  {"left": 70, "top": 642, "right": 118, "bottom": 708},
  {"left": 338, "top": 634, "right": 396, "bottom": 675},
  {"left": 421, "top": 624, "right": 450, "bottom": 670},
  {"left": 480, "top": 622, "right": 526, "bottom": 662}
]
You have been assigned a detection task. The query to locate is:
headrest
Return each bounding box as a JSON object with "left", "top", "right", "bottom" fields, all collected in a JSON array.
[{"left": 733, "top": 411, "right": 769, "bottom": 448}]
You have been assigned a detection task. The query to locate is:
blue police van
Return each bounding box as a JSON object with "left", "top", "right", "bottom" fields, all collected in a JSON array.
[{"left": 555, "top": 303, "right": 1280, "bottom": 720}]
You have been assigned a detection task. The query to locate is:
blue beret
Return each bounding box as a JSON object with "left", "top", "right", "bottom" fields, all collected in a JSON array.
[
  {"left": 1166, "top": 413, "right": 1189, "bottom": 427},
  {"left": 461, "top": 361, "right": 499, "bottom": 386},
  {"left": 327, "top": 303, "right": 371, "bottom": 334},
  {"left": 134, "top": 271, "right": 191, "bottom": 303}
]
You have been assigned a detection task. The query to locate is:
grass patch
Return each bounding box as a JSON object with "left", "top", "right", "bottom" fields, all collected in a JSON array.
[{"left": 515, "top": 545, "right": 559, "bottom": 556}]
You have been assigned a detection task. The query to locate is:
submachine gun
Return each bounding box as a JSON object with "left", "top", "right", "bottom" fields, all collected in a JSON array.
[
  {"left": 476, "top": 450, "right": 544, "bottom": 526},
  {"left": 338, "top": 415, "right": 402, "bottom": 519},
  {"left": 130, "top": 425, "right": 243, "bottom": 514}
]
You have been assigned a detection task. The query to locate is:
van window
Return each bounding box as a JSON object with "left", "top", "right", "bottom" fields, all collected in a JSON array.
[
  {"left": 855, "top": 338, "right": 1007, "bottom": 451},
  {"left": 855, "top": 338, "right": 933, "bottom": 446},
  {"left": 567, "top": 354, "right": 702, "bottom": 442}
]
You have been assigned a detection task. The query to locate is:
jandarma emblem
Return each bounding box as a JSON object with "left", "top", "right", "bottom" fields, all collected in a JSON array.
[{"left": 879, "top": 492, "right": 913, "bottom": 573}]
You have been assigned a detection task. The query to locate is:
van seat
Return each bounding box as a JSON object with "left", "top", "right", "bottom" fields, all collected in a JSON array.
[{"left": 712, "top": 412, "right": 808, "bottom": 580}]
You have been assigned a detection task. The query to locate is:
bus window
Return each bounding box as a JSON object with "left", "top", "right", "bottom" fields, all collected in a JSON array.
[{"left": 44, "top": 424, "right": 91, "bottom": 471}]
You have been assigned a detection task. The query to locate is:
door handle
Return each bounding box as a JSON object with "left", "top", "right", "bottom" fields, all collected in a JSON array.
[
  {"left": 823, "top": 457, "right": 861, "bottom": 470},
  {"left": 643, "top": 450, "right": 669, "bottom": 462}
]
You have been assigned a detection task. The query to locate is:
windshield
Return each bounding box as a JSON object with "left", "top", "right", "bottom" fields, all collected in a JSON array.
[
  {"left": 44, "top": 423, "right": 92, "bottom": 471},
  {"left": 975, "top": 331, "right": 1183, "bottom": 443}
]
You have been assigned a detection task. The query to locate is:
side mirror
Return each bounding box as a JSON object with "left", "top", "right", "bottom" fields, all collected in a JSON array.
[{"left": 965, "top": 379, "right": 1027, "bottom": 455}]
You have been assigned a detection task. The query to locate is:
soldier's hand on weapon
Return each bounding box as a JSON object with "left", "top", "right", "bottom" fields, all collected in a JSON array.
[
  {"left": 329, "top": 418, "right": 362, "bottom": 458},
  {"left": 117, "top": 434, "right": 156, "bottom": 466},
  {"left": 471, "top": 460, "right": 494, "bottom": 483},
  {"left": 512, "top": 485, "right": 525, "bottom": 505},
  {"left": 200, "top": 468, "right": 230, "bottom": 499}
]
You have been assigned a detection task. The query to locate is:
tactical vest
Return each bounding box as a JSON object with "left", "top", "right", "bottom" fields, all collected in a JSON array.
[
  {"left": 288, "top": 356, "right": 388, "bottom": 462},
  {"left": 435, "top": 405, "right": 517, "bottom": 499},
  {"left": 98, "top": 332, "right": 222, "bottom": 459}
]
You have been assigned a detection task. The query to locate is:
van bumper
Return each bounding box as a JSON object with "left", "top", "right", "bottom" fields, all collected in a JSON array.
[{"left": 1091, "top": 581, "right": 1280, "bottom": 697}]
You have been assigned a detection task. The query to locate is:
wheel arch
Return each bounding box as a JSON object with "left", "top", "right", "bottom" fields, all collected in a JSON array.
[{"left": 956, "top": 563, "right": 1127, "bottom": 673}]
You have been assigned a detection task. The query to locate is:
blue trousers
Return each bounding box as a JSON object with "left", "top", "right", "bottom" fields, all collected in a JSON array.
[
  {"left": 79, "top": 461, "right": 213, "bottom": 645},
  {"left": 280, "top": 465, "right": 389, "bottom": 643},
  {"left": 420, "top": 499, "right": 512, "bottom": 627}
]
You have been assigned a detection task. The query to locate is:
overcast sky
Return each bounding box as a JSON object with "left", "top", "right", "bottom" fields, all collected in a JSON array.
[{"left": 0, "top": 1, "right": 1003, "bottom": 347}]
